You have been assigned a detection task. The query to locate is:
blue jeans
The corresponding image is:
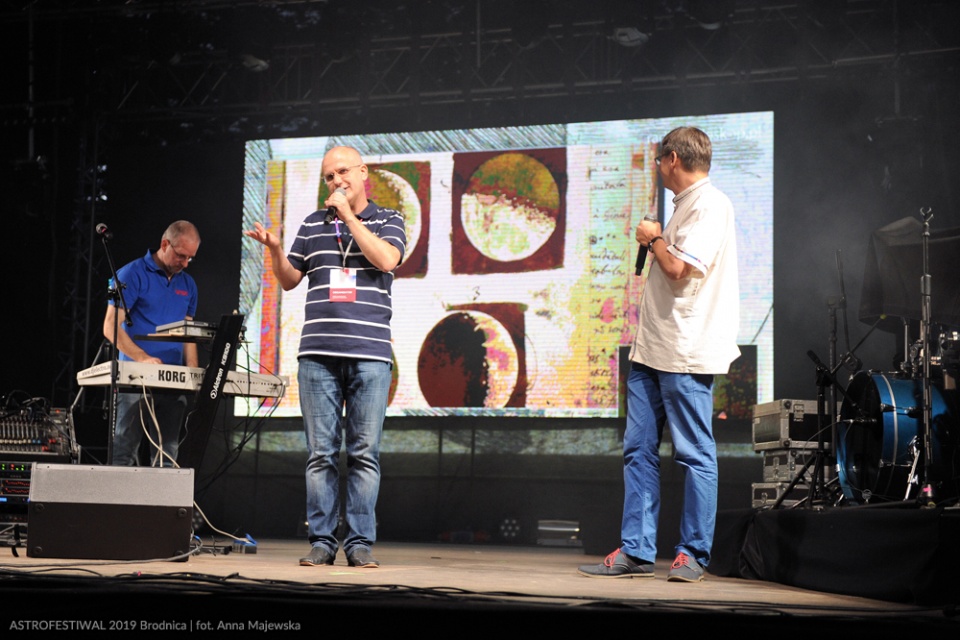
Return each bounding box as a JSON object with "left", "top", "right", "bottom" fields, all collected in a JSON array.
[
  {"left": 112, "top": 391, "right": 187, "bottom": 467},
  {"left": 621, "top": 362, "right": 717, "bottom": 567},
  {"left": 299, "top": 356, "right": 391, "bottom": 555}
]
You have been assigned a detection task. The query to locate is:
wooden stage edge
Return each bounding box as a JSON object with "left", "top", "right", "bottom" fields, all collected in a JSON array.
[{"left": 0, "top": 537, "right": 956, "bottom": 635}]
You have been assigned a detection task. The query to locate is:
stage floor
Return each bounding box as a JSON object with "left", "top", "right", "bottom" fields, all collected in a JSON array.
[{"left": 1, "top": 538, "right": 956, "bottom": 635}]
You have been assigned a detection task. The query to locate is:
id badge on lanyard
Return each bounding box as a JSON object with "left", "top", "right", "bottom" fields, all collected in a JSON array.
[
  {"left": 330, "top": 219, "right": 357, "bottom": 302},
  {"left": 330, "top": 267, "right": 357, "bottom": 302}
]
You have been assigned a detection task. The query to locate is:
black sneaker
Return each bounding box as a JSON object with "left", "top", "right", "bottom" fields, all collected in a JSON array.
[
  {"left": 298, "top": 546, "right": 335, "bottom": 566},
  {"left": 578, "top": 548, "right": 655, "bottom": 578},
  {"left": 667, "top": 552, "right": 704, "bottom": 582},
  {"left": 347, "top": 547, "right": 380, "bottom": 568}
]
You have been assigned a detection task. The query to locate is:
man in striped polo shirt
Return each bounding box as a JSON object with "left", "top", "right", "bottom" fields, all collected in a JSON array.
[{"left": 244, "top": 146, "right": 406, "bottom": 568}]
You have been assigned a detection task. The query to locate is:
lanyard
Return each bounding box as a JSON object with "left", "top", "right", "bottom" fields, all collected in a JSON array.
[{"left": 334, "top": 219, "right": 354, "bottom": 268}]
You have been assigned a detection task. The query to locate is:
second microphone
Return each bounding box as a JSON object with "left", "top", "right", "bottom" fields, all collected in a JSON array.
[{"left": 634, "top": 213, "right": 660, "bottom": 276}]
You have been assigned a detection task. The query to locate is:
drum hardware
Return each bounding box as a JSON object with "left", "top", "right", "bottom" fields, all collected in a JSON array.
[
  {"left": 905, "top": 336, "right": 952, "bottom": 383},
  {"left": 904, "top": 435, "right": 922, "bottom": 501},
  {"left": 916, "top": 207, "right": 937, "bottom": 506},
  {"left": 898, "top": 318, "right": 915, "bottom": 379},
  {"left": 851, "top": 213, "right": 960, "bottom": 504},
  {"left": 936, "top": 330, "right": 958, "bottom": 391},
  {"left": 908, "top": 339, "right": 922, "bottom": 375}
]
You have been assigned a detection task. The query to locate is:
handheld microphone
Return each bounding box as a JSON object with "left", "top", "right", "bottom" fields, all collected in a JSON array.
[
  {"left": 96, "top": 223, "right": 113, "bottom": 240},
  {"left": 325, "top": 188, "right": 347, "bottom": 223},
  {"left": 634, "top": 213, "right": 659, "bottom": 276}
]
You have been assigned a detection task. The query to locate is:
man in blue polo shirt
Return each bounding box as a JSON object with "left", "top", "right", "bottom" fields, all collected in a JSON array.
[
  {"left": 244, "top": 146, "right": 406, "bottom": 568},
  {"left": 104, "top": 220, "right": 200, "bottom": 467}
]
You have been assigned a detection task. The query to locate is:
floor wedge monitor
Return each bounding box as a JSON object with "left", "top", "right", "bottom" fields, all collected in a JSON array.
[{"left": 27, "top": 464, "right": 194, "bottom": 561}]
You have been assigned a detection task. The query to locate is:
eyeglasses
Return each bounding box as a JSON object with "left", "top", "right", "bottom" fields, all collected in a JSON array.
[
  {"left": 322, "top": 164, "right": 362, "bottom": 184},
  {"left": 655, "top": 151, "right": 673, "bottom": 167},
  {"left": 170, "top": 244, "right": 194, "bottom": 264}
]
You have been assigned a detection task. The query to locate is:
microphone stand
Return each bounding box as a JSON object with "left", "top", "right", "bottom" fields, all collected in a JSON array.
[
  {"left": 773, "top": 256, "right": 876, "bottom": 511},
  {"left": 826, "top": 293, "right": 841, "bottom": 440},
  {"left": 770, "top": 349, "right": 836, "bottom": 510},
  {"left": 100, "top": 231, "right": 131, "bottom": 466},
  {"left": 814, "top": 283, "right": 843, "bottom": 503}
]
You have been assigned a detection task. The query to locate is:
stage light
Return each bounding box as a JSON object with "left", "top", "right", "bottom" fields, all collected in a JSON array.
[
  {"left": 612, "top": 27, "right": 649, "bottom": 48},
  {"left": 688, "top": 0, "right": 735, "bottom": 31},
  {"left": 498, "top": 517, "right": 521, "bottom": 541},
  {"left": 537, "top": 519, "right": 582, "bottom": 547},
  {"left": 241, "top": 54, "right": 270, "bottom": 73}
]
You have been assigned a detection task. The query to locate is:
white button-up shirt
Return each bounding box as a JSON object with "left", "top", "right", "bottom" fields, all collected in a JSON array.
[{"left": 629, "top": 177, "right": 741, "bottom": 374}]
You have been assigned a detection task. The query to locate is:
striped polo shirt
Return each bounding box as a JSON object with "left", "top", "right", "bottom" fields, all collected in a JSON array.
[{"left": 287, "top": 201, "right": 406, "bottom": 363}]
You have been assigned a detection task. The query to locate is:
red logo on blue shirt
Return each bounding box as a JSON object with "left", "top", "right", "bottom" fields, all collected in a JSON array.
[{"left": 175, "top": 289, "right": 190, "bottom": 296}]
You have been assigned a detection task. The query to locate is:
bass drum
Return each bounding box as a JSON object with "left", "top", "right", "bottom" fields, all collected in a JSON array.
[{"left": 837, "top": 372, "right": 957, "bottom": 504}]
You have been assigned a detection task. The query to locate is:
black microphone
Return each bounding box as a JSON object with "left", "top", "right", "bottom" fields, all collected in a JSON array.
[
  {"left": 325, "top": 187, "right": 346, "bottom": 223},
  {"left": 634, "top": 213, "right": 659, "bottom": 276},
  {"left": 96, "top": 223, "right": 113, "bottom": 240}
]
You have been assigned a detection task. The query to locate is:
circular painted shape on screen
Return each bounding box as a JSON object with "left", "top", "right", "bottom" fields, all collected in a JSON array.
[
  {"left": 368, "top": 168, "right": 422, "bottom": 265},
  {"left": 389, "top": 349, "right": 399, "bottom": 406},
  {"left": 417, "top": 311, "right": 518, "bottom": 408},
  {"left": 460, "top": 152, "right": 559, "bottom": 262}
]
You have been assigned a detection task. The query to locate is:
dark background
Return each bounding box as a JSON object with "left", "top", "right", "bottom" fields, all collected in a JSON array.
[{"left": 2, "top": 0, "right": 958, "bottom": 552}]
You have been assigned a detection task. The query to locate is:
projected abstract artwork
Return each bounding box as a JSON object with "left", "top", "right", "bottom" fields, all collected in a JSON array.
[
  {"left": 238, "top": 112, "right": 774, "bottom": 419},
  {"left": 451, "top": 149, "right": 566, "bottom": 274}
]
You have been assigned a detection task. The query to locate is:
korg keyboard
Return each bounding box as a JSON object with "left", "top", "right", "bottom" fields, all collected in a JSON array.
[{"left": 76, "top": 361, "right": 286, "bottom": 398}]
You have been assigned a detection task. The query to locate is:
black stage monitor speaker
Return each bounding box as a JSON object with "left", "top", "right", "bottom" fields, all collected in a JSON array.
[{"left": 27, "top": 464, "right": 194, "bottom": 561}]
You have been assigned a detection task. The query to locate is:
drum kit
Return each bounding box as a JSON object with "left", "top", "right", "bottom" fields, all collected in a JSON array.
[
  {"left": 837, "top": 331, "right": 958, "bottom": 505},
  {"left": 800, "top": 210, "right": 959, "bottom": 508}
]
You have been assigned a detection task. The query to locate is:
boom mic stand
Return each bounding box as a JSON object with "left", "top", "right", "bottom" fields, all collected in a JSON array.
[
  {"left": 99, "top": 228, "right": 132, "bottom": 466},
  {"left": 774, "top": 250, "right": 873, "bottom": 509},
  {"left": 770, "top": 348, "right": 839, "bottom": 509},
  {"left": 780, "top": 349, "right": 851, "bottom": 507}
]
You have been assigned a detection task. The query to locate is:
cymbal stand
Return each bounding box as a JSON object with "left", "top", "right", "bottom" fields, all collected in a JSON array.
[
  {"left": 913, "top": 207, "right": 937, "bottom": 506},
  {"left": 899, "top": 318, "right": 913, "bottom": 378}
]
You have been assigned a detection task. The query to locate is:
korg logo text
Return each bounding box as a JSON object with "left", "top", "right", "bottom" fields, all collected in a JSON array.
[{"left": 158, "top": 369, "right": 186, "bottom": 383}]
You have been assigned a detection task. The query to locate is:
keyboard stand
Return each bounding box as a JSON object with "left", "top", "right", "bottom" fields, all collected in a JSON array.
[{"left": 177, "top": 313, "right": 245, "bottom": 471}]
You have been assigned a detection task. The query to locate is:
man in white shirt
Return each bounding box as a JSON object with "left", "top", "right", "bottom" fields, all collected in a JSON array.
[{"left": 579, "top": 127, "right": 740, "bottom": 582}]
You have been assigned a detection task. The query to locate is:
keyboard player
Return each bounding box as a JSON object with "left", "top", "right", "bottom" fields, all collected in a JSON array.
[{"left": 102, "top": 220, "right": 200, "bottom": 467}]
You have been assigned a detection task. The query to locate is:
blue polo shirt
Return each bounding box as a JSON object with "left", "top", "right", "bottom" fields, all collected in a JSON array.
[{"left": 109, "top": 249, "right": 199, "bottom": 365}]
